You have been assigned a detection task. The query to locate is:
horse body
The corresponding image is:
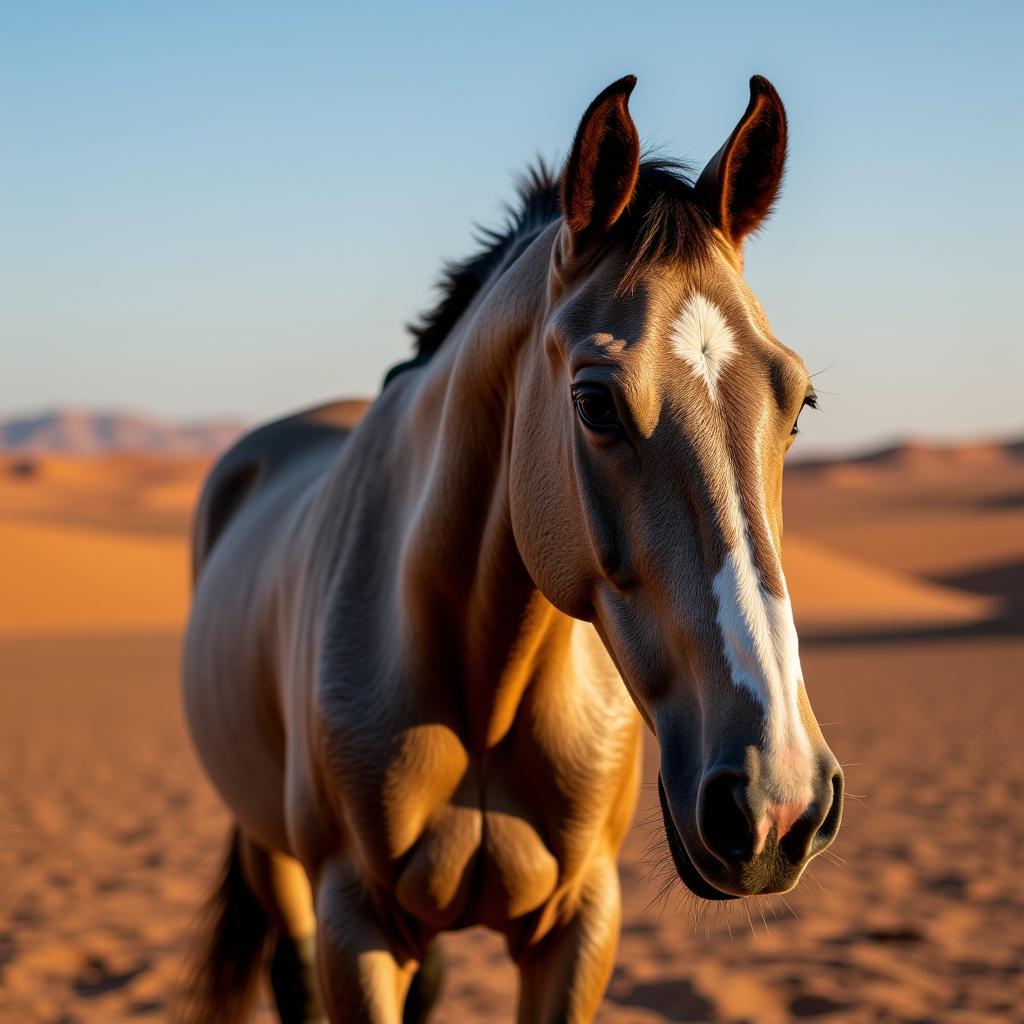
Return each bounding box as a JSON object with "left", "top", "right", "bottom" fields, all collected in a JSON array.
[
  {"left": 185, "top": 227, "right": 642, "bottom": 1018},
  {"left": 183, "top": 75, "right": 845, "bottom": 1023}
]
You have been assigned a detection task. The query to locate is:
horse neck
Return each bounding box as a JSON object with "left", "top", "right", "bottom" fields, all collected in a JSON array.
[{"left": 399, "top": 223, "right": 576, "bottom": 747}]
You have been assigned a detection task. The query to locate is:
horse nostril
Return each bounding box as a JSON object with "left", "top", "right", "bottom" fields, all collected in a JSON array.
[
  {"left": 780, "top": 768, "right": 844, "bottom": 864},
  {"left": 698, "top": 764, "right": 844, "bottom": 872},
  {"left": 698, "top": 770, "right": 756, "bottom": 866},
  {"left": 814, "top": 768, "right": 844, "bottom": 851}
]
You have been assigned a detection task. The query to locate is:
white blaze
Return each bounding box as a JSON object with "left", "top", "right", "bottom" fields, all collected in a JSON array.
[
  {"left": 713, "top": 518, "right": 809, "bottom": 737},
  {"left": 711, "top": 473, "right": 813, "bottom": 802},
  {"left": 669, "top": 293, "right": 812, "bottom": 798},
  {"left": 669, "top": 292, "right": 737, "bottom": 401}
]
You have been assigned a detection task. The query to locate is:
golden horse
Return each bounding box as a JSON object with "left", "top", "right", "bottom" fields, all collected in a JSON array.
[{"left": 182, "top": 75, "right": 843, "bottom": 1023}]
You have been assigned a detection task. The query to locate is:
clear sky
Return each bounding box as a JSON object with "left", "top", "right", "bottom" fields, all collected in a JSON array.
[{"left": 2, "top": 1, "right": 1021, "bottom": 452}]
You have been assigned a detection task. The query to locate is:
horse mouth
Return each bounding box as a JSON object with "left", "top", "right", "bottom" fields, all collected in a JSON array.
[{"left": 657, "top": 774, "right": 737, "bottom": 902}]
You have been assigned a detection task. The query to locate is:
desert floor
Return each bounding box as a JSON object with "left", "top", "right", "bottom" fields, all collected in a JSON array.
[{"left": 1, "top": 442, "right": 1022, "bottom": 1023}]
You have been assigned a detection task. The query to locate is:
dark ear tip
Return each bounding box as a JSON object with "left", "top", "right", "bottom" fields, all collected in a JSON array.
[
  {"left": 599, "top": 74, "right": 638, "bottom": 103},
  {"left": 748, "top": 74, "right": 782, "bottom": 105}
]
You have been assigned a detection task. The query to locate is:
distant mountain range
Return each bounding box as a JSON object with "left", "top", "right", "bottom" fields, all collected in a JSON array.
[
  {"left": 1, "top": 408, "right": 1021, "bottom": 465},
  {"left": 0, "top": 409, "right": 248, "bottom": 456}
]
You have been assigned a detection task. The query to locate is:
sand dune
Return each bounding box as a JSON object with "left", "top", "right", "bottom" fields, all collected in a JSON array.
[
  {"left": 784, "top": 452, "right": 1024, "bottom": 584},
  {"left": 0, "top": 513, "right": 994, "bottom": 639},
  {"left": 0, "top": 454, "right": 208, "bottom": 535},
  {"left": 0, "top": 518, "right": 190, "bottom": 635},
  {"left": 790, "top": 435, "right": 1024, "bottom": 475},
  {"left": 784, "top": 536, "right": 1000, "bottom": 634},
  {"left": 2, "top": 449, "right": 1012, "bottom": 641}
]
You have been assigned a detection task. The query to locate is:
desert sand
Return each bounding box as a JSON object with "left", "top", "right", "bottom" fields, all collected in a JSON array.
[{"left": 1, "top": 440, "right": 1022, "bottom": 1022}]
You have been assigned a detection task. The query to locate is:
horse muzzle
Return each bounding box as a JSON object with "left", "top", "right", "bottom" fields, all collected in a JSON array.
[{"left": 657, "top": 752, "right": 843, "bottom": 899}]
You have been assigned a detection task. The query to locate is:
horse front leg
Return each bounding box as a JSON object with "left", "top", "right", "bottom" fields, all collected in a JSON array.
[
  {"left": 314, "top": 858, "right": 420, "bottom": 1024},
  {"left": 514, "top": 855, "right": 622, "bottom": 1024}
]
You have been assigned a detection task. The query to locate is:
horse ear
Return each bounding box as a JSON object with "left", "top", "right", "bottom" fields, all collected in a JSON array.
[
  {"left": 696, "top": 76, "right": 787, "bottom": 251},
  {"left": 560, "top": 75, "right": 641, "bottom": 252}
]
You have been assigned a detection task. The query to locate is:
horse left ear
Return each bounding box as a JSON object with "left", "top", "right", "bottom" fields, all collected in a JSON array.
[
  {"left": 696, "top": 76, "right": 788, "bottom": 251},
  {"left": 560, "top": 75, "right": 641, "bottom": 255}
]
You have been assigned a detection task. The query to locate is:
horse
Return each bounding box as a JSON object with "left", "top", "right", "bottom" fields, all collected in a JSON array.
[{"left": 181, "top": 74, "right": 844, "bottom": 1023}]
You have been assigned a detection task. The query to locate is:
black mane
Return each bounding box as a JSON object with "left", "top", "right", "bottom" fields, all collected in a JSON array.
[
  {"left": 407, "top": 162, "right": 562, "bottom": 358},
  {"left": 403, "top": 158, "right": 712, "bottom": 365}
]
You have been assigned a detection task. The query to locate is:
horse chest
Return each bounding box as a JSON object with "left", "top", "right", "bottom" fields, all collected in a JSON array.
[
  {"left": 391, "top": 780, "right": 560, "bottom": 930},
  {"left": 324, "top": 690, "right": 640, "bottom": 932}
]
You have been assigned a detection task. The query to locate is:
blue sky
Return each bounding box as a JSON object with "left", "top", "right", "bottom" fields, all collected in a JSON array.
[{"left": 2, "top": 1, "right": 1021, "bottom": 452}]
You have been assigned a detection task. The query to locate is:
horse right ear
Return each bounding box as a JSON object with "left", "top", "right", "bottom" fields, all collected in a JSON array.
[{"left": 560, "top": 76, "right": 641, "bottom": 256}]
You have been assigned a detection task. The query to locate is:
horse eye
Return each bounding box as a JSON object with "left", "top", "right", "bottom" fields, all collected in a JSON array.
[
  {"left": 572, "top": 385, "right": 620, "bottom": 431},
  {"left": 791, "top": 392, "right": 818, "bottom": 436}
]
